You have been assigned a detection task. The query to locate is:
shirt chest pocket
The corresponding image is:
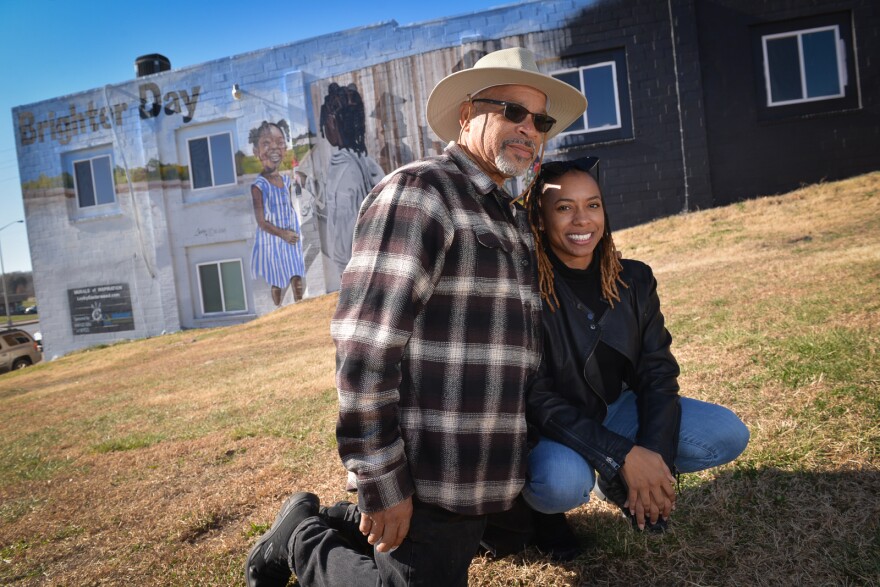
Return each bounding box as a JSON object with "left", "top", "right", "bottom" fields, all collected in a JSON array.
[
  {"left": 472, "top": 226, "right": 518, "bottom": 285},
  {"left": 475, "top": 227, "right": 513, "bottom": 253}
]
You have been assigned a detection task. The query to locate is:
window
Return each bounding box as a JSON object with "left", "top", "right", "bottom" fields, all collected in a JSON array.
[
  {"left": 176, "top": 121, "right": 240, "bottom": 203},
  {"left": 187, "top": 132, "right": 236, "bottom": 190},
  {"left": 73, "top": 155, "right": 115, "bottom": 208},
  {"left": 550, "top": 48, "right": 632, "bottom": 146},
  {"left": 763, "top": 26, "right": 845, "bottom": 106},
  {"left": 3, "top": 333, "right": 31, "bottom": 346},
  {"left": 62, "top": 146, "right": 121, "bottom": 220},
  {"left": 554, "top": 62, "right": 622, "bottom": 134},
  {"left": 197, "top": 259, "right": 246, "bottom": 314},
  {"left": 752, "top": 12, "right": 858, "bottom": 120}
]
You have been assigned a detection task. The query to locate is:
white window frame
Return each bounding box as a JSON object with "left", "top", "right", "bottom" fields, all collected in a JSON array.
[
  {"left": 186, "top": 132, "right": 236, "bottom": 191},
  {"left": 72, "top": 154, "right": 115, "bottom": 208},
  {"left": 762, "top": 25, "right": 847, "bottom": 107},
  {"left": 554, "top": 61, "right": 622, "bottom": 137},
  {"left": 196, "top": 258, "right": 247, "bottom": 315}
]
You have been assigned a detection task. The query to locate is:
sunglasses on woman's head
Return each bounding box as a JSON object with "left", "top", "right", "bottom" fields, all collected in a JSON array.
[
  {"left": 470, "top": 98, "right": 557, "bottom": 133},
  {"left": 539, "top": 156, "right": 600, "bottom": 177}
]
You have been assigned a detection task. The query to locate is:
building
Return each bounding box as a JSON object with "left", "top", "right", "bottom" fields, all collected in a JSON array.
[{"left": 13, "top": 0, "right": 879, "bottom": 358}]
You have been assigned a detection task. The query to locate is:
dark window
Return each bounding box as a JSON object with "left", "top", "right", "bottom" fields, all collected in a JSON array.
[
  {"left": 73, "top": 155, "right": 115, "bottom": 208},
  {"left": 583, "top": 64, "right": 620, "bottom": 130},
  {"left": 3, "top": 334, "right": 31, "bottom": 346},
  {"left": 753, "top": 13, "right": 857, "bottom": 120},
  {"left": 187, "top": 133, "right": 236, "bottom": 190},
  {"left": 550, "top": 48, "right": 633, "bottom": 146},
  {"left": 197, "top": 260, "right": 246, "bottom": 314},
  {"left": 764, "top": 26, "right": 844, "bottom": 106}
]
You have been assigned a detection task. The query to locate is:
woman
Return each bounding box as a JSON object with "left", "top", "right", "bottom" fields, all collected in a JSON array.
[
  {"left": 521, "top": 157, "right": 749, "bottom": 555},
  {"left": 249, "top": 120, "right": 306, "bottom": 306}
]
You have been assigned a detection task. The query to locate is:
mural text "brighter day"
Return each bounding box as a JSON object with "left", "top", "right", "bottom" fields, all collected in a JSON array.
[{"left": 17, "top": 83, "right": 201, "bottom": 147}]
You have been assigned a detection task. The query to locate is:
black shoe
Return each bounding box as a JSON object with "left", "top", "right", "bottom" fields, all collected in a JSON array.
[
  {"left": 533, "top": 511, "right": 581, "bottom": 562},
  {"left": 480, "top": 496, "right": 536, "bottom": 558},
  {"left": 245, "top": 492, "right": 320, "bottom": 587},
  {"left": 641, "top": 516, "right": 668, "bottom": 534},
  {"left": 596, "top": 476, "right": 668, "bottom": 534}
]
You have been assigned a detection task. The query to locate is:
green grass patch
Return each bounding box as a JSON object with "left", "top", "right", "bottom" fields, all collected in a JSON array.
[
  {"left": 768, "top": 328, "right": 876, "bottom": 389},
  {"left": 4, "top": 314, "right": 37, "bottom": 325},
  {"left": 0, "top": 431, "right": 67, "bottom": 483},
  {"left": 0, "top": 539, "right": 30, "bottom": 560},
  {"left": 93, "top": 432, "right": 165, "bottom": 453},
  {"left": 830, "top": 382, "right": 880, "bottom": 410},
  {"left": 0, "top": 496, "right": 43, "bottom": 523},
  {"left": 245, "top": 522, "right": 270, "bottom": 538},
  {"left": 53, "top": 524, "right": 85, "bottom": 541}
]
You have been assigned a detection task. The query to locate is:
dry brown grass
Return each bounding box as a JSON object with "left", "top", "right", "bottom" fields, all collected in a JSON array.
[{"left": 2, "top": 173, "right": 879, "bottom": 586}]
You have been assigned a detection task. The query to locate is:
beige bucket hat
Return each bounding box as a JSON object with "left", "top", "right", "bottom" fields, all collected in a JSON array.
[{"left": 426, "top": 47, "right": 587, "bottom": 142}]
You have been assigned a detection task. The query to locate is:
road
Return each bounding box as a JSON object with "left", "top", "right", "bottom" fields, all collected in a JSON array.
[{"left": 17, "top": 320, "right": 40, "bottom": 338}]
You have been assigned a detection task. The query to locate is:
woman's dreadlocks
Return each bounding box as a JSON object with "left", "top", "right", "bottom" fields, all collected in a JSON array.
[{"left": 523, "top": 158, "right": 627, "bottom": 312}]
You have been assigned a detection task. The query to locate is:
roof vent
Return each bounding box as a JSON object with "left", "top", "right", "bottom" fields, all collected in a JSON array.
[{"left": 135, "top": 54, "right": 171, "bottom": 78}]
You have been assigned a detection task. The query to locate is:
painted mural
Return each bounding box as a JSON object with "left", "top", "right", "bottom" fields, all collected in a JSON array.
[
  {"left": 12, "top": 28, "right": 549, "bottom": 356},
  {"left": 247, "top": 120, "right": 306, "bottom": 306},
  {"left": 316, "top": 83, "right": 384, "bottom": 281},
  {"left": 13, "top": 44, "right": 508, "bottom": 329}
]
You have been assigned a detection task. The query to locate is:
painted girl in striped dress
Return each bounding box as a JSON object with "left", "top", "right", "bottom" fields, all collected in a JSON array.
[{"left": 249, "top": 120, "right": 305, "bottom": 306}]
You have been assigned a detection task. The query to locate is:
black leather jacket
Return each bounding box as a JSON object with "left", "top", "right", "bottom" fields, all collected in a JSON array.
[{"left": 527, "top": 259, "right": 681, "bottom": 482}]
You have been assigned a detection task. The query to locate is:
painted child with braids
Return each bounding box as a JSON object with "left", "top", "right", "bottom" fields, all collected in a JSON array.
[
  {"left": 520, "top": 158, "right": 749, "bottom": 556},
  {"left": 249, "top": 120, "right": 306, "bottom": 306}
]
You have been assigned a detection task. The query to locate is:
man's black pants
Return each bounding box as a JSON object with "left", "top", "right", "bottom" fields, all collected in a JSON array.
[{"left": 290, "top": 499, "right": 487, "bottom": 586}]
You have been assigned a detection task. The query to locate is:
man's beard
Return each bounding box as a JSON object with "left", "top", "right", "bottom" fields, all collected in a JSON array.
[{"left": 495, "top": 138, "right": 536, "bottom": 177}]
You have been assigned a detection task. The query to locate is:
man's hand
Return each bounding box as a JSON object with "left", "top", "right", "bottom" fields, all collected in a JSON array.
[
  {"left": 619, "top": 445, "right": 676, "bottom": 530},
  {"left": 359, "top": 496, "right": 413, "bottom": 553}
]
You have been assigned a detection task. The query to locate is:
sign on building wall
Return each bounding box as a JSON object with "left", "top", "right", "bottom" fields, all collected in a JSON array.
[{"left": 68, "top": 283, "right": 135, "bottom": 335}]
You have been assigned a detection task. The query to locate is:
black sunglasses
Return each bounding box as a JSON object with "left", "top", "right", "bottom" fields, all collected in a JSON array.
[
  {"left": 539, "top": 157, "right": 600, "bottom": 177},
  {"left": 470, "top": 98, "right": 557, "bottom": 133}
]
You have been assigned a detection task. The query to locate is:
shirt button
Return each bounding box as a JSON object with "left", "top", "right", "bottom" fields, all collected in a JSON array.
[
  {"left": 590, "top": 324, "right": 597, "bottom": 330},
  {"left": 520, "top": 258, "right": 529, "bottom": 267},
  {"left": 587, "top": 313, "right": 594, "bottom": 320},
  {"left": 577, "top": 303, "right": 584, "bottom": 311}
]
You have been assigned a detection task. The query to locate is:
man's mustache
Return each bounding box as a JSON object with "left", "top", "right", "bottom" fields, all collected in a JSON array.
[{"left": 502, "top": 138, "right": 537, "bottom": 156}]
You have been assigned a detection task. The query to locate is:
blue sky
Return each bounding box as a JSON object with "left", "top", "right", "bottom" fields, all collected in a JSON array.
[{"left": 0, "top": 0, "right": 513, "bottom": 273}]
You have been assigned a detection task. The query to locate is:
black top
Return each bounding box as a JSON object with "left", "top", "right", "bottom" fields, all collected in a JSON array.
[{"left": 547, "top": 247, "right": 627, "bottom": 403}]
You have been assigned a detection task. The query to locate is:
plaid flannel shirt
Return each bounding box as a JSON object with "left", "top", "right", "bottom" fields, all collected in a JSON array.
[{"left": 331, "top": 143, "right": 542, "bottom": 515}]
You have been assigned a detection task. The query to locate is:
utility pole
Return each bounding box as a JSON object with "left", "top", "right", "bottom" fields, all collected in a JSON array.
[{"left": 0, "top": 220, "right": 24, "bottom": 329}]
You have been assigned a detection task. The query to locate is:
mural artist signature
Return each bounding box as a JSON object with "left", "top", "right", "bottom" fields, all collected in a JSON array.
[{"left": 194, "top": 227, "right": 227, "bottom": 238}]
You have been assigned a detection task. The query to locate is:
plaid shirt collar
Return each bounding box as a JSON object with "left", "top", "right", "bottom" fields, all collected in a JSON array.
[{"left": 444, "top": 141, "right": 515, "bottom": 201}]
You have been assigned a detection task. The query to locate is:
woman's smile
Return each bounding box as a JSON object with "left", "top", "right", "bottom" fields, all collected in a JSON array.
[{"left": 566, "top": 232, "right": 595, "bottom": 244}]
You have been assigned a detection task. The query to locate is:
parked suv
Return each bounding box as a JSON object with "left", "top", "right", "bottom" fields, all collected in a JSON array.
[{"left": 0, "top": 329, "right": 42, "bottom": 373}]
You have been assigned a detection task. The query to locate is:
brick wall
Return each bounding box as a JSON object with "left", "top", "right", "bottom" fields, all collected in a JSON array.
[{"left": 696, "top": 0, "right": 880, "bottom": 204}]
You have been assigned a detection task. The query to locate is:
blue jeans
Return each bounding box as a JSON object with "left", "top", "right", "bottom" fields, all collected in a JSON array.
[{"left": 522, "top": 391, "right": 749, "bottom": 513}]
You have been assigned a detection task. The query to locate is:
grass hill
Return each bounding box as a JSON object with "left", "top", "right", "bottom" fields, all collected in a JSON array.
[{"left": 1, "top": 172, "right": 878, "bottom": 585}]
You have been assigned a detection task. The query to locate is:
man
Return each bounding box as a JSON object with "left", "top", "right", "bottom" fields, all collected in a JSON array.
[{"left": 245, "top": 47, "right": 586, "bottom": 587}]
